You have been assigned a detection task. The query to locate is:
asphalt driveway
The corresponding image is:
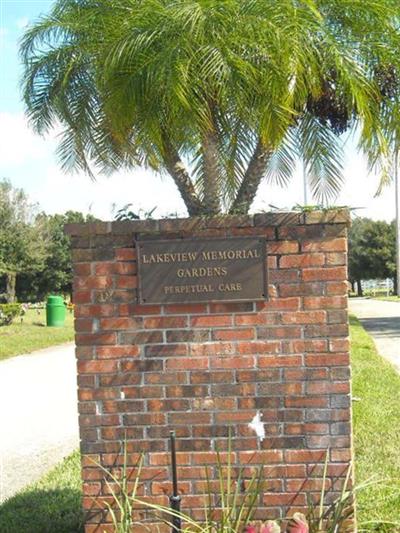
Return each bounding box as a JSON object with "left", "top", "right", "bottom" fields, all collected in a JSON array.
[
  {"left": 349, "top": 298, "right": 400, "bottom": 372},
  {"left": 0, "top": 343, "right": 79, "bottom": 502}
]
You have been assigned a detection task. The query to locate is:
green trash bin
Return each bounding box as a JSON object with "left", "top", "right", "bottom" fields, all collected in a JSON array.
[{"left": 46, "top": 295, "right": 66, "bottom": 327}]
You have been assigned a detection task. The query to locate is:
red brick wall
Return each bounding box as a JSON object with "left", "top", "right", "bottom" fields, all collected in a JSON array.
[{"left": 66, "top": 211, "right": 353, "bottom": 532}]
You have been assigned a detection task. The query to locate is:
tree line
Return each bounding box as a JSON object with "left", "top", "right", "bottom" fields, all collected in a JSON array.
[
  {"left": 349, "top": 218, "right": 397, "bottom": 296},
  {"left": 0, "top": 179, "right": 95, "bottom": 303}
]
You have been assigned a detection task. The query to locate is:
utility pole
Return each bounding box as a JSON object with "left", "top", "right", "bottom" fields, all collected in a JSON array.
[
  {"left": 395, "top": 151, "right": 400, "bottom": 296},
  {"left": 303, "top": 160, "right": 308, "bottom": 205}
]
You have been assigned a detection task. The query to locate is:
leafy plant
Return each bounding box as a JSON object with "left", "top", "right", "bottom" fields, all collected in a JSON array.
[
  {"left": 0, "top": 303, "right": 23, "bottom": 326},
  {"left": 114, "top": 204, "right": 157, "bottom": 221},
  {"left": 93, "top": 441, "right": 399, "bottom": 533}
]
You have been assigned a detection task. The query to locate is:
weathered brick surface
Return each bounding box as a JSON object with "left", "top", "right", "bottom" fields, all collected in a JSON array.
[{"left": 67, "top": 211, "right": 353, "bottom": 532}]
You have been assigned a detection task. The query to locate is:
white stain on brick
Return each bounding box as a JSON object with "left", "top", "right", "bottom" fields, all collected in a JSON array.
[{"left": 248, "top": 411, "right": 265, "bottom": 442}]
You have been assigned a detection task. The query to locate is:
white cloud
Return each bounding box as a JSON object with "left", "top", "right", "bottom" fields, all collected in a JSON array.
[
  {"left": 0, "top": 27, "right": 9, "bottom": 37},
  {"left": 0, "top": 112, "right": 52, "bottom": 166},
  {"left": 16, "top": 17, "right": 29, "bottom": 30}
]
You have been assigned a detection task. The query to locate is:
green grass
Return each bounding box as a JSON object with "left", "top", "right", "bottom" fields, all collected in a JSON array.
[
  {"left": 0, "top": 307, "right": 74, "bottom": 361},
  {"left": 0, "top": 319, "right": 399, "bottom": 531},
  {"left": 351, "top": 315, "right": 400, "bottom": 532},
  {"left": 0, "top": 451, "right": 84, "bottom": 533}
]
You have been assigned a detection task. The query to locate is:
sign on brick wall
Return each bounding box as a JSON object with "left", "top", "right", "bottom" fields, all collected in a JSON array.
[{"left": 137, "top": 237, "right": 267, "bottom": 304}]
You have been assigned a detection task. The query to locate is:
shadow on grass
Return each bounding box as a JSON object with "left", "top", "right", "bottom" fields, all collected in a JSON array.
[{"left": 0, "top": 487, "right": 84, "bottom": 533}]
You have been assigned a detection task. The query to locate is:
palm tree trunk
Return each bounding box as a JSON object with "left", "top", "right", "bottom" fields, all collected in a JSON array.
[
  {"left": 6, "top": 272, "right": 17, "bottom": 303},
  {"left": 229, "top": 139, "right": 273, "bottom": 214},
  {"left": 161, "top": 138, "right": 204, "bottom": 217},
  {"left": 202, "top": 131, "right": 221, "bottom": 215}
]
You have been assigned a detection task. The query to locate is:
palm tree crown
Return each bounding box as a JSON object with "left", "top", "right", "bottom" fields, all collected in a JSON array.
[{"left": 21, "top": 0, "right": 400, "bottom": 215}]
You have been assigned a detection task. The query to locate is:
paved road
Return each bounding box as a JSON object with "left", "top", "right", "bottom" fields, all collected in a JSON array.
[
  {"left": 0, "top": 343, "right": 79, "bottom": 502},
  {"left": 349, "top": 298, "right": 400, "bottom": 372}
]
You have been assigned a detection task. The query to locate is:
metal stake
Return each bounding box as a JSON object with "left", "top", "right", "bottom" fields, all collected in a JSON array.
[{"left": 169, "top": 431, "right": 181, "bottom": 533}]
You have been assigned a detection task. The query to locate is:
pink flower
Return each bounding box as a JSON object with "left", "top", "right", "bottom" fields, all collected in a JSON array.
[
  {"left": 244, "top": 526, "right": 257, "bottom": 533},
  {"left": 287, "top": 513, "right": 309, "bottom": 533},
  {"left": 261, "top": 521, "right": 280, "bottom": 533}
]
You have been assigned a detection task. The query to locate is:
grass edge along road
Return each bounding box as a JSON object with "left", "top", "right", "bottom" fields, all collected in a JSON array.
[
  {"left": 0, "top": 317, "right": 400, "bottom": 532},
  {"left": 0, "top": 308, "right": 74, "bottom": 361}
]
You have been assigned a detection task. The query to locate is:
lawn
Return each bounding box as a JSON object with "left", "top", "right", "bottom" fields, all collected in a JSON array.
[
  {"left": 0, "top": 307, "right": 75, "bottom": 361},
  {"left": 0, "top": 318, "right": 399, "bottom": 532},
  {"left": 0, "top": 451, "right": 83, "bottom": 533},
  {"left": 351, "top": 315, "right": 400, "bottom": 532}
]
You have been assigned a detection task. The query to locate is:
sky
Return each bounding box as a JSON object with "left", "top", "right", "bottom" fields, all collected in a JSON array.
[{"left": 0, "top": 0, "right": 397, "bottom": 222}]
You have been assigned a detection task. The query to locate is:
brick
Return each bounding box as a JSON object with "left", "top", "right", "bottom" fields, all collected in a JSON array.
[
  {"left": 190, "top": 371, "right": 234, "bottom": 384},
  {"left": 304, "top": 324, "right": 348, "bottom": 338},
  {"left": 74, "top": 291, "right": 92, "bottom": 304},
  {"left": 285, "top": 396, "right": 329, "bottom": 408},
  {"left": 292, "top": 340, "right": 328, "bottom": 352},
  {"left": 212, "top": 328, "right": 254, "bottom": 341},
  {"left": 284, "top": 450, "right": 326, "bottom": 463},
  {"left": 210, "top": 356, "right": 255, "bottom": 369},
  {"left": 235, "top": 314, "right": 267, "bottom": 326},
  {"left": 301, "top": 238, "right": 347, "bottom": 253},
  {"left": 257, "top": 326, "right": 302, "bottom": 339},
  {"left": 256, "top": 297, "right": 300, "bottom": 311},
  {"left": 166, "top": 358, "right": 209, "bottom": 371},
  {"left": 167, "top": 330, "right": 210, "bottom": 343},
  {"left": 305, "top": 353, "right": 349, "bottom": 367},
  {"left": 237, "top": 341, "right": 281, "bottom": 354},
  {"left": 279, "top": 282, "right": 324, "bottom": 297},
  {"left": 329, "top": 339, "right": 350, "bottom": 352},
  {"left": 106, "top": 347, "right": 142, "bottom": 369},
  {"left": 119, "top": 331, "right": 163, "bottom": 345},
  {"left": 325, "top": 252, "right": 347, "bottom": 266},
  {"left": 75, "top": 319, "right": 94, "bottom": 333},
  {"left": 164, "top": 303, "right": 208, "bottom": 314},
  {"left": 144, "top": 316, "right": 188, "bottom": 329},
  {"left": 191, "top": 342, "right": 235, "bottom": 356},
  {"left": 75, "top": 276, "right": 114, "bottom": 290},
  {"left": 281, "top": 311, "right": 326, "bottom": 324},
  {"left": 303, "top": 296, "right": 347, "bottom": 310},
  {"left": 259, "top": 355, "right": 302, "bottom": 368},
  {"left": 114, "top": 262, "right": 136, "bottom": 275},
  {"left": 302, "top": 267, "right": 347, "bottom": 282},
  {"left": 269, "top": 269, "right": 300, "bottom": 283},
  {"left": 268, "top": 241, "right": 300, "bottom": 254},
  {"left": 209, "top": 302, "right": 254, "bottom": 313},
  {"left": 122, "top": 304, "right": 162, "bottom": 315},
  {"left": 74, "top": 263, "right": 92, "bottom": 276},
  {"left": 78, "top": 361, "right": 118, "bottom": 374},
  {"left": 145, "top": 344, "right": 189, "bottom": 357},
  {"left": 99, "top": 317, "right": 142, "bottom": 330},
  {"left": 75, "top": 304, "right": 116, "bottom": 318},
  {"left": 115, "top": 248, "right": 136, "bottom": 260},
  {"left": 306, "top": 381, "right": 350, "bottom": 394},
  {"left": 76, "top": 333, "right": 117, "bottom": 346},
  {"left": 279, "top": 254, "right": 325, "bottom": 268},
  {"left": 115, "top": 276, "right": 138, "bottom": 289},
  {"left": 190, "top": 315, "right": 232, "bottom": 327}
]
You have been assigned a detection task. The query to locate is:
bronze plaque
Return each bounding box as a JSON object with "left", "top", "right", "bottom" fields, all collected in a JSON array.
[{"left": 137, "top": 237, "right": 267, "bottom": 304}]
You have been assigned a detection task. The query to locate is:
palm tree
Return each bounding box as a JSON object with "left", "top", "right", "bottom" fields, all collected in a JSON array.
[{"left": 20, "top": 0, "right": 400, "bottom": 216}]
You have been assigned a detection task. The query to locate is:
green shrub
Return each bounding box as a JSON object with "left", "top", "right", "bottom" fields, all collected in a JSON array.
[{"left": 0, "top": 303, "right": 23, "bottom": 326}]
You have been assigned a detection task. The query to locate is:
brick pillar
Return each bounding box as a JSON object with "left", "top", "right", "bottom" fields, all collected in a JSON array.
[{"left": 66, "top": 211, "right": 353, "bottom": 533}]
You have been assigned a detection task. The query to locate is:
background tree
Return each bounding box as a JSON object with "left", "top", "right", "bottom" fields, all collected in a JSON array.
[
  {"left": 21, "top": 0, "right": 400, "bottom": 216},
  {"left": 349, "top": 218, "right": 396, "bottom": 296},
  {"left": 0, "top": 179, "right": 47, "bottom": 303},
  {"left": 17, "top": 211, "right": 97, "bottom": 302}
]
